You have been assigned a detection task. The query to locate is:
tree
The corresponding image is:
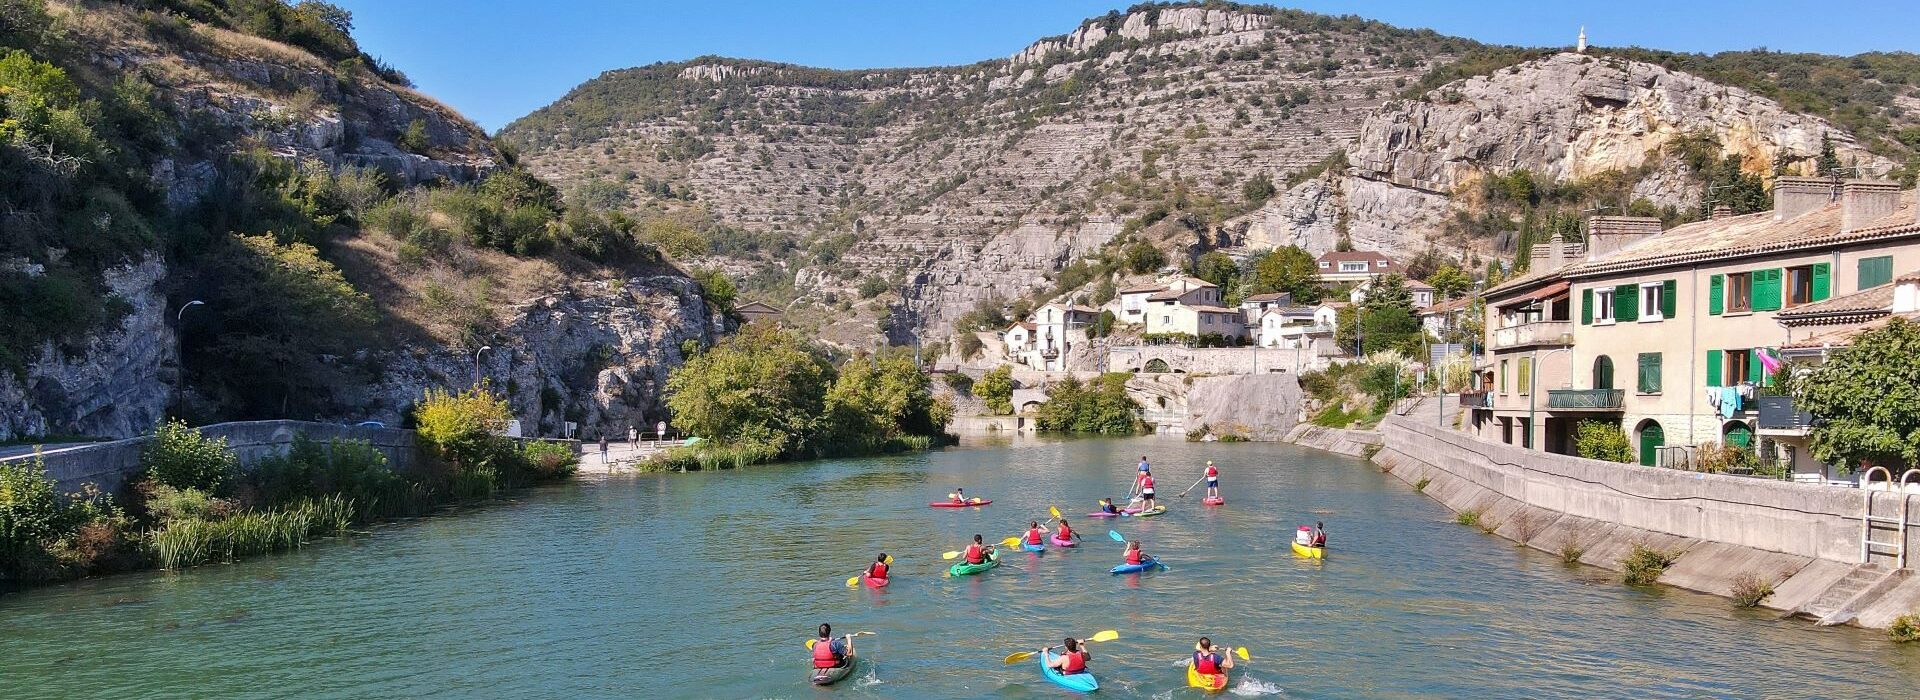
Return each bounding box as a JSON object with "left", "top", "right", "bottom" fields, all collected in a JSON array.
[
  {"left": 1034, "top": 374, "right": 1141, "bottom": 434},
  {"left": 665, "top": 325, "right": 835, "bottom": 457},
  {"left": 1427, "top": 265, "right": 1472, "bottom": 300},
  {"left": 1194, "top": 251, "right": 1238, "bottom": 293},
  {"left": 691, "top": 268, "right": 736, "bottom": 313},
  {"left": 976, "top": 365, "right": 1014, "bottom": 415},
  {"left": 1574, "top": 421, "right": 1634, "bottom": 463},
  {"left": 397, "top": 119, "right": 429, "bottom": 154},
  {"left": 1240, "top": 174, "right": 1276, "bottom": 206},
  {"left": 1242, "top": 245, "right": 1321, "bottom": 304},
  {"left": 1798, "top": 318, "right": 1920, "bottom": 471},
  {"left": 1816, "top": 133, "right": 1842, "bottom": 176},
  {"left": 1403, "top": 248, "right": 1449, "bottom": 281},
  {"left": 1355, "top": 274, "right": 1422, "bottom": 355},
  {"left": 1123, "top": 241, "right": 1165, "bottom": 273},
  {"left": 641, "top": 217, "right": 708, "bottom": 259},
  {"left": 821, "top": 350, "right": 941, "bottom": 453}
]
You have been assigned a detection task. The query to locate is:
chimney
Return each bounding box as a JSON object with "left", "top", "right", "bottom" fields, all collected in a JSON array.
[
  {"left": 1773, "top": 176, "right": 1839, "bottom": 221},
  {"left": 1585, "top": 216, "right": 1662, "bottom": 260},
  {"left": 1841, "top": 179, "right": 1900, "bottom": 232},
  {"left": 1711, "top": 204, "right": 1733, "bottom": 219}
]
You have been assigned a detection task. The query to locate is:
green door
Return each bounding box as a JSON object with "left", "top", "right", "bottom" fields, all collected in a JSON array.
[
  {"left": 1593, "top": 356, "right": 1615, "bottom": 390},
  {"left": 1638, "top": 422, "right": 1664, "bottom": 466},
  {"left": 1725, "top": 422, "right": 1753, "bottom": 449}
]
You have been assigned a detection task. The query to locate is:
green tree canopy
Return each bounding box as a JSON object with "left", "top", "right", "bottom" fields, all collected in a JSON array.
[
  {"left": 1797, "top": 318, "right": 1920, "bottom": 470},
  {"left": 665, "top": 324, "right": 835, "bottom": 457},
  {"left": 1194, "top": 251, "right": 1239, "bottom": 298},
  {"left": 1427, "top": 265, "right": 1473, "bottom": 300},
  {"left": 821, "top": 350, "right": 942, "bottom": 453},
  {"left": 1034, "top": 373, "right": 1141, "bottom": 434},
  {"left": 1242, "top": 245, "right": 1322, "bottom": 304},
  {"left": 975, "top": 365, "right": 1014, "bottom": 415}
]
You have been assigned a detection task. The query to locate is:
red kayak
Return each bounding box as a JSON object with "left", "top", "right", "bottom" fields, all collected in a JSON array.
[
  {"left": 1203, "top": 496, "right": 1225, "bottom": 506},
  {"left": 862, "top": 575, "right": 889, "bottom": 588},
  {"left": 928, "top": 499, "right": 991, "bottom": 508}
]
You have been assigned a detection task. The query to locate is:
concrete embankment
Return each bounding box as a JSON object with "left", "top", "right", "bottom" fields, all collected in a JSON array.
[
  {"left": 3, "top": 421, "right": 427, "bottom": 494},
  {"left": 1302, "top": 415, "right": 1920, "bottom": 629},
  {"left": 1281, "top": 423, "right": 1380, "bottom": 457}
]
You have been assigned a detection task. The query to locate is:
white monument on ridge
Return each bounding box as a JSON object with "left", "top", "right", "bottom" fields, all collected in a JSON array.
[{"left": 1577, "top": 26, "right": 1587, "bottom": 54}]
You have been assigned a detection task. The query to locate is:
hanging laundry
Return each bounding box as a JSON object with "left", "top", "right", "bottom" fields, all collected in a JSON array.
[
  {"left": 1719, "top": 386, "right": 1741, "bottom": 419},
  {"left": 1706, "top": 387, "right": 1721, "bottom": 409}
]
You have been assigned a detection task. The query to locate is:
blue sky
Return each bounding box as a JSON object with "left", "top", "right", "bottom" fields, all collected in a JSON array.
[{"left": 333, "top": 1, "right": 1920, "bottom": 132}]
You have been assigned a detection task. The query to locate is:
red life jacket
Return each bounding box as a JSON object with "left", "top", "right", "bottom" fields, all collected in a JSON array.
[
  {"left": 1058, "top": 524, "right": 1073, "bottom": 540},
  {"left": 1126, "top": 548, "right": 1142, "bottom": 565},
  {"left": 1313, "top": 532, "right": 1327, "bottom": 546},
  {"left": 1194, "top": 651, "right": 1221, "bottom": 674},
  {"left": 1061, "top": 650, "right": 1087, "bottom": 673},
  {"left": 965, "top": 544, "right": 985, "bottom": 564},
  {"left": 1141, "top": 476, "right": 1155, "bottom": 490},
  {"left": 1027, "top": 529, "right": 1043, "bottom": 544},
  {"left": 1206, "top": 465, "right": 1218, "bottom": 478},
  {"left": 867, "top": 562, "right": 888, "bottom": 579},
  {"left": 813, "top": 639, "right": 841, "bottom": 668}
]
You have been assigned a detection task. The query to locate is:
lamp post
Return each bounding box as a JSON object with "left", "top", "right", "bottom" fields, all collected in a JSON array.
[
  {"left": 473, "top": 345, "right": 492, "bottom": 387},
  {"left": 1526, "top": 346, "right": 1573, "bottom": 452},
  {"left": 176, "top": 299, "right": 205, "bottom": 320}
]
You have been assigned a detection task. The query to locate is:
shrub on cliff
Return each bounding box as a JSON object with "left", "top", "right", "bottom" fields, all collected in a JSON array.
[
  {"left": 1574, "top": 421, "right": 1634, "bottom": 463},
  {"left": 144, "top": 420, "right": 238, "bottom": 492},
  {"left": 975, "top": 366, "right": 1014, "bottom": 415}
]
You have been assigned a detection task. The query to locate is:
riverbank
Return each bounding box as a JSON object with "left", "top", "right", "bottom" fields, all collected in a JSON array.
[{"left": 1314, "top": 415, "right": 1920, "bottom": 631}]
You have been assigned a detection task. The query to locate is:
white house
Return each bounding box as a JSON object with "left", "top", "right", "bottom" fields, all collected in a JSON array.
[
  {"left": 1419, "top": 295, "right": 1472, "bottom": 338},
  {"left": 1150, "top": 303, "right": 1248, "bottom": 339},
  {"left": 1118, "top": 283, "right": 1163, "bottom": 323},
  {"left": 1002, "top": 322, "right": 1034, "bottom": 355},
  {"left": 1238, "top": 292, "right": 1292, "bottom": 323},
  {"left": 1256, "top": 306, "right": 1326, "bottom": 348},
  {"left": 1315, "top": 251, "right": 1393, "bottom": 283}
]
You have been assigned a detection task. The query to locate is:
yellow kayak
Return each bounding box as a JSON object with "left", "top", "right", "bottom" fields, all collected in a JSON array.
[
  {"left": 1187, "top": 662, "right": 1228, "bottom": 692},
  {"left": 1291, "top": 540, "right": 1325, "bottom": 559}
]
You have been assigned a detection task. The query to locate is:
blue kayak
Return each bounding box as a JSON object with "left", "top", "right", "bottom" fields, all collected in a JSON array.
[
  {"left": 1109, "top": 556, "right": 1162, "bottom": 574},
  {"left": 1022, "top": 541, "right": 1046, "bottom": 552},
  {"left": 1039, "top": 650, "right": 1099, "bottom": 693}
]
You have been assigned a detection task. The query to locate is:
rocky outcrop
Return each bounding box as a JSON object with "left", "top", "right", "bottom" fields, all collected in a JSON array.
[
  {"left": 0, "top": 257, "right": 174, "bottom": 442},
  {"left": 355, "top": 276, "right": 729, "bottom": 439}
]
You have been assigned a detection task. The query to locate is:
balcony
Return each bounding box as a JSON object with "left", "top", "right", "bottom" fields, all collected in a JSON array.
[
  {"left": 1546, "top": 388, "right": 1624, "bottom": 410},
  {"left": 1757, "top": 395, "right": 1813, "bottom": 433},
  {"left": 1459, "top": 390, "right": 1490, "bottom": 409},
  {"left": 1491, "top": 321, "right": 1573, "bottom": 350}
]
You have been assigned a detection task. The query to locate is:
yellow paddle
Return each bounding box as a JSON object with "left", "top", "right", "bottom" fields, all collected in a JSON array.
[
  {"left": 1002, "top": 630, "right": 1120, "bottom": 664},
  {"left": 845, "top": 555, "right": 895, "bottom": 587},
  {"left": 805, "top": 631, "right": 873, "bottom": 650}
]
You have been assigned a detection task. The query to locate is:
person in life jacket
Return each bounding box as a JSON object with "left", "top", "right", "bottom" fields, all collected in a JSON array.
[
  {"left": 1192, "top": 637, "right": 1235, "bottom": 676},
  {"left": 1312, "top": 521, "right": 1327, "bottom": 547},
  {"left": 1055, "top": 518, "right": 1073, "bottom": 543},
  {"left": 1130, "top": 455, "right": 1150, "bottom": 499},
  {"left": 1048, "top": 637, "right": 1091, "bottom": 676},
  {"left": 964, "top": 534, "right": 990, "bottom": 564},
  {"left": 947, "top": 488, "right": 967, "bottom": 505},
  {"left": 1098, "top": 497, "right": 1119, "bottom": 515},
  {"left": 1138, "top": 472, "right": 1158, "bottom": 511},
  {"left": 1123, "top": 540, "right": 1147, "bottom": 566},
  {"left": 1204, "top": 460, "right": 1220, "bottom": 499},
  {"left": 864, "top": 553, "right": 889, "bottom": 582},
  {"left": 1025, "top": 521, "right": 1045, "bottom": 546},
  {"left": 812, "top": 623, "right": 848, "bottom": 669}
]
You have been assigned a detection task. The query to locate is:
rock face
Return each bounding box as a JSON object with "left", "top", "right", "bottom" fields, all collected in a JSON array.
[
  {"left": 0, "top": 257, "right": 174, "bottom": 442},
  {"left": 356, "top": 276, "right": 729, "bottom": 439}
]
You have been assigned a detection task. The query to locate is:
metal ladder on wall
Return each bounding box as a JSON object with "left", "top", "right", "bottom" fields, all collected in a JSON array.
[{"left": 1859, "top": 467, "right": 1914, "bottom": 567}]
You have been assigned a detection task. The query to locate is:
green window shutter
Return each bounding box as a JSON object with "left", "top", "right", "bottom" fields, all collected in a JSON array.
[
  {"left": 1500, "top": 360, "right": 1507, "bottom": 393},
  {"left": 1661, "top": 280, "right": 1677, "bottom": 319},
  {"left": 1615, "top": 284, "right": 1638, "bottom": 322},
  {"left": 1747, "top": 349, "right": 1764, "bottom": 384},
  {"left": 1518, "top": 357, "right": 1532, "bottom": 393},
  {"left": 1754, "top": 268, "right": 1783, "bottom": 311},
  {"left": 1859, "top": 256, "right": 1893, "bottom": 290},
  {"left": 1708, "top": 274, "right": 1724, "bottom": 315},
  {"left": 1705, "top": 350, "right": 1723, "bottom": 387},
  {"left": 1637, "top": 352, "right": 1662, "bottom": 394},
  {"left": 1581, "top": 288, "right": 1593, "bottom": 324},
  {"left": 1811, "top": 263, "right": 1831, "bottom": 302}
]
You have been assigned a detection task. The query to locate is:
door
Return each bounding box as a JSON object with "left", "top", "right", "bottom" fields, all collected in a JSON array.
[
  {"left": 1638, "top": 421, "right": 1664, "bottom": 467},
  {"left": 1593, "top": 355, "right": 1615, "bottom": 390}
]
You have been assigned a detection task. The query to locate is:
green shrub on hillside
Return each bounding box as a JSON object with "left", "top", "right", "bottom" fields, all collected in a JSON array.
[{"left": 1035, "top": 373, "right": 1141, "bottom": 435}]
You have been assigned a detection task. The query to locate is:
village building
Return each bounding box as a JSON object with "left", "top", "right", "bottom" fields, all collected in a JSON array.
[
  {"left": 1315, "top": 251, "right": 1394, "bottom": 283},
  {"left": 1256, "top": 305, "right": 1328, "bottom": 348},
  {"left": 1768, "top": 269, "right": 1920, "bottom": 482}
]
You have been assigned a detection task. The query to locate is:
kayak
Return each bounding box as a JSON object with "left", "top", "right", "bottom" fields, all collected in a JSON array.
[
  {"left": 1202, "top": 496, "right": 1225, "bottom": 506},
  {"left": 929, "top": 499, "right": 991, "bottom": 508},
  {"left": 1126, "top": 505, "right": 1167, "bottom": 518},
  {"left": 949, "top": 552, "right": 999, "bottom": 576},
  {"left": 1050, "top": 534, "right": 1076, "bottom": 547},
  {"left": 1022, "top": 541, "right": 1046, "bottom": 552},
  {"left": 1109, "top": 556, "right": 1162, "bottom": 574},
  {"left": 1086, "top": 512, "right": 1119, "bottom": 518},
  {"left": 861, "top": 575, "right": 889, "bottom": 588},
  {"left": 1291, "top": 541, "right": 1325, "bottom": 559},
  {"left": 1187, "top": 661, "right": 1228, "bottom": 692},
  {"left": 1039, "top": 650, "right": 1099, "bottom": 693},
  {"left": 810, "top": 655, "right": 856, "bottom": 686}
]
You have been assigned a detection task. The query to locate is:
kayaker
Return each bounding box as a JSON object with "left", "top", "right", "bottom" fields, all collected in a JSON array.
[
  {"left": 1055, "top": 518, "right": 1074, "bottom": 543},
  {"left": 1097, "top": 498, "right": 1120, "bottom": 515},
  {"left": 1123, "top": 540, "right": 1147, "bottom": 566},
  {"left": 948, "top": 488, "right": 967, "bottom": 505},
  {"left": 812, "top": 624, "right": 849, "bottom": 669},
  {"left": 864, "top": 553, "right": 889, "bottom": 582},
  {"left": 1193, "top": 637, "right": 1234, "bottom": 675},
  {"left": 964, "top": 534, "right": 991, "bottom": 565},
  {"left": 1312, "top": 521, "right": 1327, "bottom": 547},
  {"left": 1204, "top": 460, "right": 1220, "bottom": 500},
  {"left": 1048, "top": 637, "right": 1092, "bottom": 676},
  {"left": 1138, "top": 472, "right": 1158, "bottom": 511},
  {"left": 1025, "top": 521, "right": 1046, "bottom": 547}
]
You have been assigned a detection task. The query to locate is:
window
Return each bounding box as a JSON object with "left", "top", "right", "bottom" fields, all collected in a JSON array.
[
  {"left": 1637, "top": 353, "right": 1662, "bottom": 394},
  {"left": 1161, "top": 315, "right": 1170, "bottom": 325},
  {"left": 1593, "top": 355, "right": 1614, "bottom": 390},
  {"left": 1318, "top": 261, "right": 1330, "bottom": 269},
  {"left": 1639, "top": 282, "right": 1664, "bottom": 321},
  {"left": 1594, "top": 288, "right": 1616, "bottom": 323},
  {"left": 1726, "top": 272, "right": 1753, "bottom": 312},
  {"left": 1517, "top": 357, "right": 1532, "bottom": 394},
  {"left": 1500, "top": 359, "right": 1509, "bottom": 393},
  {"left": 1859, "top": 256, "right": 1894, "bottom": 290},
  {"left": 1339, "top": 261, "right": 1368, "bottom": 272},
  {"left": 1726, "top": 348, "right": 1752, "bottom": 385},
  {"left": 1786, "top": 265, "right": 1815, "bottom": 307}
]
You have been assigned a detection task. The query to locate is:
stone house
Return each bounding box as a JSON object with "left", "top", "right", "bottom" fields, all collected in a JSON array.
[
  {"left": 1148, "top": 303, "right": 1247, "bottom": 340},
  {"left": 1117, "top": 283, "right": 1163, "bottom": 324},
  {"left": 1469, "top": 178, "right": 1920, "bottom": 473},
  {"left": 734, "top": 300, "right": 783, "bottom": 324},
  {"left": 1315, "top": 251, "right": 1393, "bottom": 283},
  {"left": 1026, "top": 302, "right": 1097, "bottom": 371}
]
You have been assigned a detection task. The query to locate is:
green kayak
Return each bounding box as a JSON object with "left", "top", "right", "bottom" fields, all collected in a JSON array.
[{"left": 948, "top": 551, "right": 999, "bottom": 576}]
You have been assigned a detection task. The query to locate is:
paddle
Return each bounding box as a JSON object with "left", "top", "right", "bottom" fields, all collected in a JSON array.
[
  {"left": 1001, "top": 630, "right": 1120, "bottom": 664},
  {"left": 1108, "top": 530, "right": 1125, "bottom": 543},
  {"left": 845, "top": 555, "right": 896, "bottom": 588},
  {"left": 1176, "top": 474, "right": 1206, "bottom": 498},
  {"left": 805, "top": 631, "right": 873, "bottom": 650}
]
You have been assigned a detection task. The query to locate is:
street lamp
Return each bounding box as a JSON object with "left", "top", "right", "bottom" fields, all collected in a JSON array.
[
  {"left": 176, "top": 299, "right": 204, "bottom": 320},
  {"left": 1526, "top": 346, "right": 1574, "bottom": 451},
  {"left": 473, "top": 345, "right": 492, "bottom": 387}
]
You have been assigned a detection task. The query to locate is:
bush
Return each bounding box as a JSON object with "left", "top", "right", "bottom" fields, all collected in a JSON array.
[
  {"left": 414, "top": 386, "right": 527, "bottom": 496},
  {"left": 1034, "top": 374, "right": 1142, "bottom": 435},
  {"left": 1890, "top": 613, "right": 1920, "bottom": 643},
  {"left": 1694, "top": 441, "right": 1755, "bottom": 473},
  {"left": 976, "top": 366, "right": 1014, "bottom": 415},
  {"left": 1, "top": 456, "right": 133, "bottom": 581},
  {"left": 143, "top": 420, "right": 237, "bottom": 492},
  {"left": 1621, "top": 543, "right": 1676, "bottom": 586},
  {"left": 1574, "top": 421, "right": 1634, "bottom": 463},
  {"left": 1730, "top": 572, "right": 1774, "bottom": 608},
  {"left": 1123, "top": 241, "right": 1165, "bottom": 273},
  {"left": 1560, "top": 540, "right": 1586, "bottom": 564},
  {"left": 143, "top": 484, "right": 231, "bottom": 521},
  {"left": 943, "top": 372, "right": 974, "bottom": 396},
  {"left": 857, "top": 276, "right": 890, "bottom": 299},
  {"left": 955, "top": 332, "right": 984, "bottom": 360},
  {"left": 519, "top": 441, "right": 579, "bottom": 479},
  {"left": 1454, "top": 509, "right": 1481, "bottom": 527}
]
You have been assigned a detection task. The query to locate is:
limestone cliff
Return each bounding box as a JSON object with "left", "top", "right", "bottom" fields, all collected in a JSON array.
[{"left": 0, "top": 257, "right": 174, "bottom": 441}]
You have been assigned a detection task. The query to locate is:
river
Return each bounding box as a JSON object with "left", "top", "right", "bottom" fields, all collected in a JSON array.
[{"left": 4, "top": 436, "right": 1918, "bottom": 698}]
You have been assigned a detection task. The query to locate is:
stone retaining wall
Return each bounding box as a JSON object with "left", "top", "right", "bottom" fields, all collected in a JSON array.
[
  {"left": 1365, "top": 416, "right": 1920, "bottom": 628},
  {"left": 1282, "top": 423, "right": 1381, "bottom": 457},
  {"left": 2, "top": 421, "right": 426, "bottom": 494}
]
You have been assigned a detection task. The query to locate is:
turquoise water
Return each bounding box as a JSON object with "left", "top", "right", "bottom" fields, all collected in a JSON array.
[{"left": 4, "top": 436, "right": 1919, "bottom": 698}]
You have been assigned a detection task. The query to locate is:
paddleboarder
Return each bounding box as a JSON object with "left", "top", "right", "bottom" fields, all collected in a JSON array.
[{"left": 1204, "top": 460, "right": 1220, "bottom": 500}]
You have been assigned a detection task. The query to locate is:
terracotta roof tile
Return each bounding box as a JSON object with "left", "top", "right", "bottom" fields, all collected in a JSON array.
[
  {"left": 1783, "top": 313, "right": 1920, "bottom": 349},
  {"left": 1776, "top": 282, "right": 1897, "bottom": 321}
]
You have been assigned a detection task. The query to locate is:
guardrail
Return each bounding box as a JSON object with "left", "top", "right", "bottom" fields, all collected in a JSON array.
[
  {"left": 1491, "top": 321, "right": 1572, "bottom": 350},
  {"left": 1546, "top": 388, "right": 1624, "bottom": 410},
  {"left": 1757, "top": 396, "right": 1813, "bottom": 431}
]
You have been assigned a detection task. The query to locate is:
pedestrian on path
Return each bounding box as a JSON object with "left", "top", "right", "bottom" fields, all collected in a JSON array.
[
  {"left": 599, "top": 434, "right": 610, "bottom": 463},
  {"left": 628, "top": 425, "right": 638, "bottom": 448}
]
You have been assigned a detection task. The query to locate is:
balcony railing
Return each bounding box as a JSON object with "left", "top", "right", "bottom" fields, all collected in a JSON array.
[
  {"left": 1757, "top": 395, "right": 1813, "bottom": 431},
  {"left": 1459, "top": 390, "right": 1490, "bottom": 409},
  {"left": 1491, "top": 321, "right": 1573, "bottom": 350},
  {"left": 1546, "top": 388, "right": 1624, "bottom": 410}
]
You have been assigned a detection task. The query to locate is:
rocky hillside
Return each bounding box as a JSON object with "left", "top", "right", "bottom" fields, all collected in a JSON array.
[
  {"left": 1, "top": 0, "right": 720, "bottom": 441},
  {"left": 505, "top": 2, "right": 1916, "bottom": 349}
]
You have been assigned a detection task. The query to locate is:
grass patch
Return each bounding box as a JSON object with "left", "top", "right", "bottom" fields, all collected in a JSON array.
[
  {"left": 1891, "top": 613, "right": 1920, "bottom": 643},
  {"left": 1621, "top": 543, "right": 1677, "bottom": 586},
  {"left": 1454, "top": 509, "right": 1481, "bottom": 527},
  {"left": 1478, "top": 518, "right": 1501, "bottom": 535},
  {"left": 1560, "top": 539, "right": 1586, "bottom": 564},
  {"left": 1413, "top": 477, "right": 1431, "bottom": 492},
  {"left": 1730, "top": 572, "right": 1775, "bottom": 608},
  {"left": 151, "top": 495, "right": 354, "bottom": 570}
]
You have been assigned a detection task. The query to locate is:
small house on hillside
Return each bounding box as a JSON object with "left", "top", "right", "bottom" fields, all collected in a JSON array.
[
  {"left": 736, "top": 301, "right": 783, "bottom": 324},
  {"left": 1316, "top": 251, "right": 1393, "bottom": 283}
]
